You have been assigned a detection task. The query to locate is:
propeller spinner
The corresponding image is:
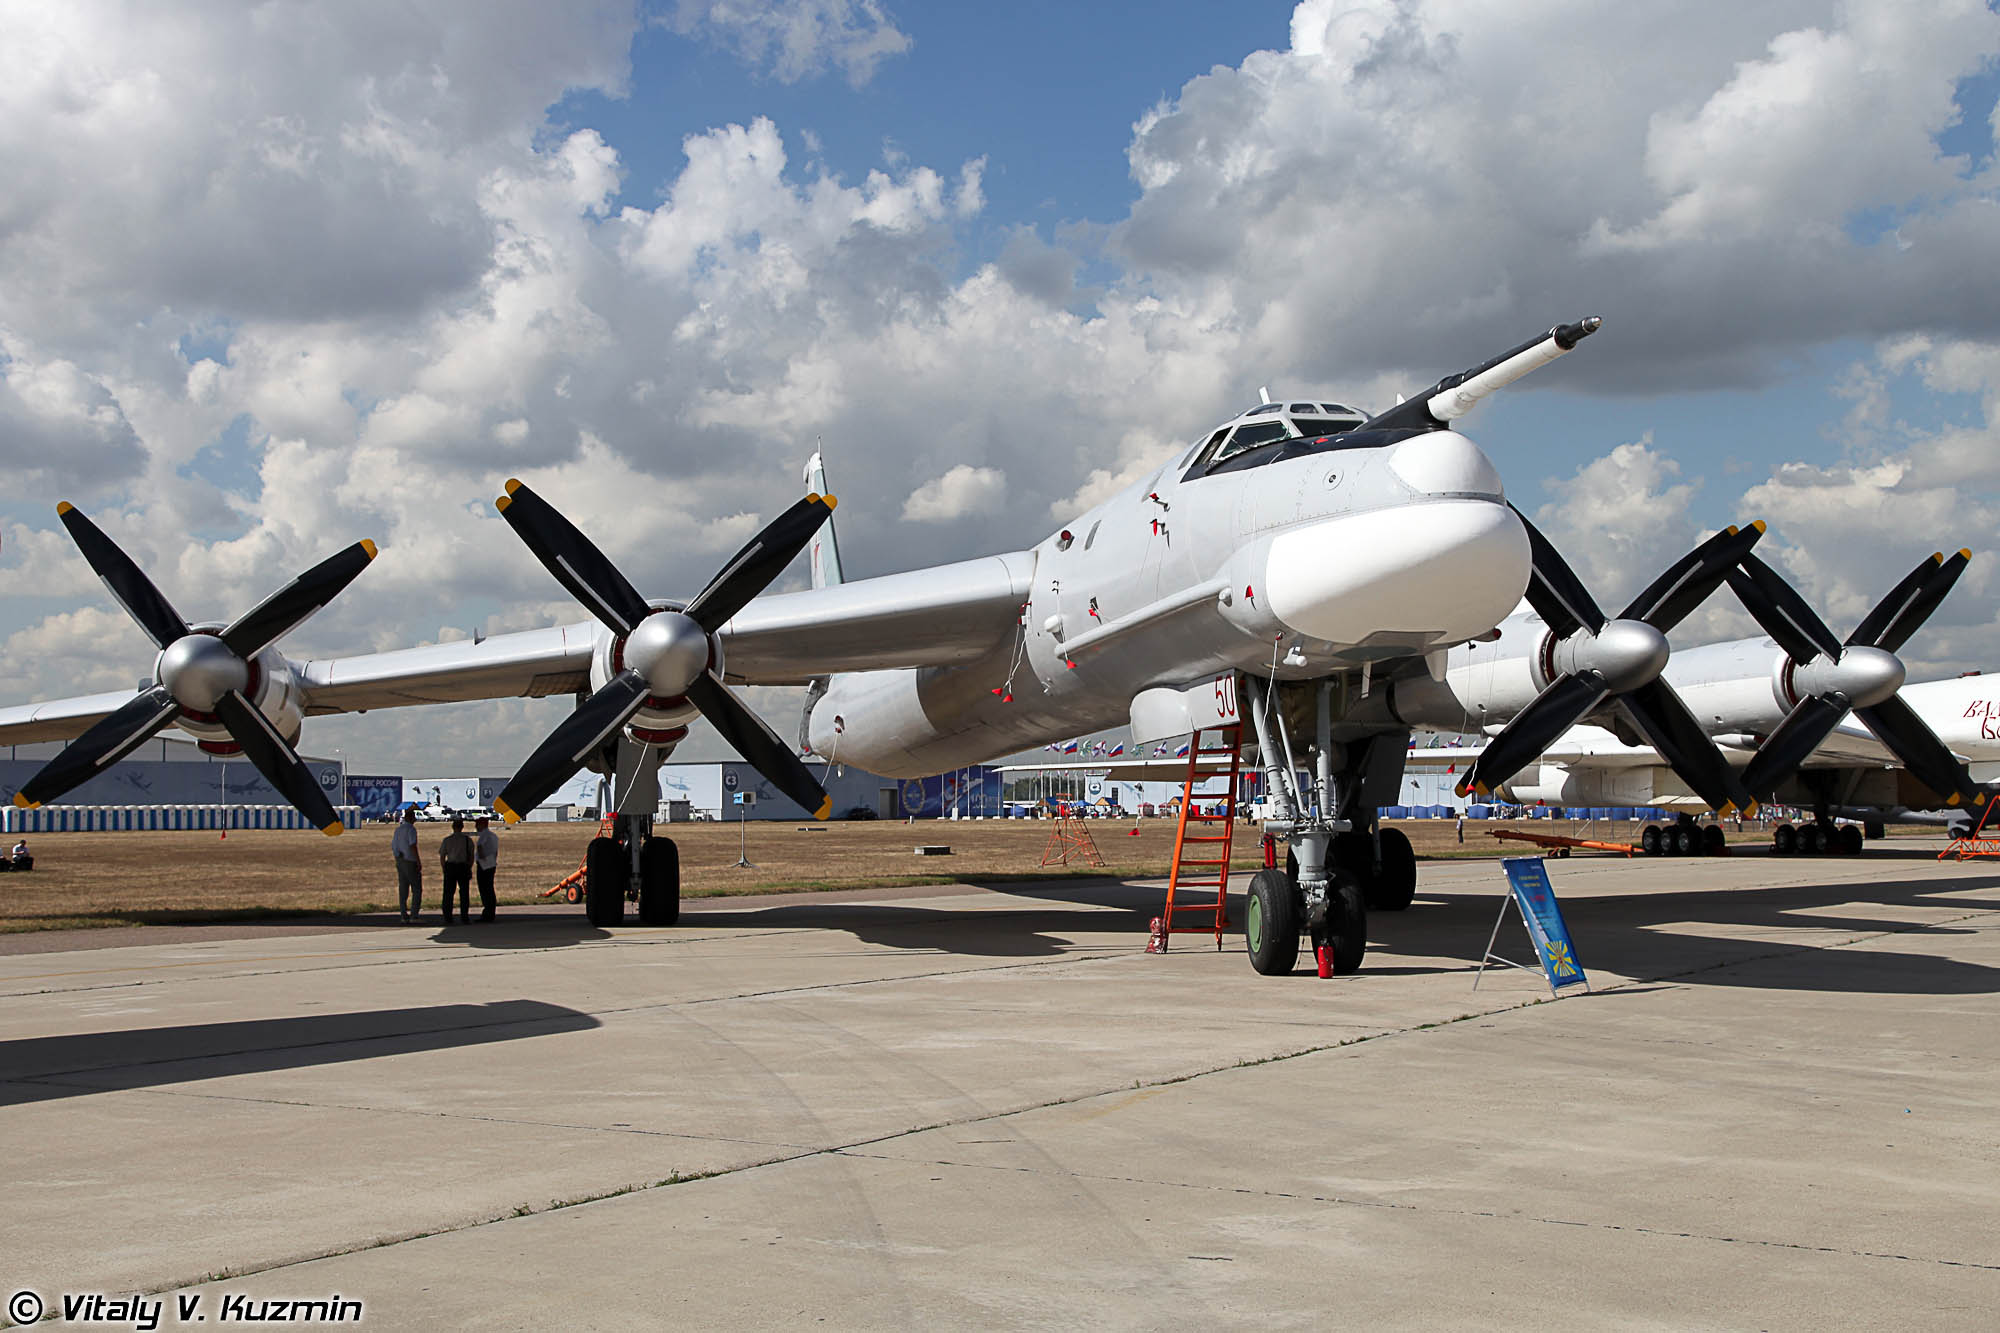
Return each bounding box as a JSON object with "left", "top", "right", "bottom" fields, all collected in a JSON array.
[
  {"left": 12, "top": 504, "right": 376, "bottom": 834},
  {"left": 490, "top": 479, "right": 837, "bottom": 823},
  {"left": 1458, "top": 511, "right": 1764, "bottom": 815},
  {"left": 1729, "top": 549, "right": 1983, "bottom": 806}
]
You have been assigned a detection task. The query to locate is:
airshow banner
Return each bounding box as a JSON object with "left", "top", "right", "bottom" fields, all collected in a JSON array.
[{"left": 1501, "top": 857, "right": 1587, "bottom": 992}]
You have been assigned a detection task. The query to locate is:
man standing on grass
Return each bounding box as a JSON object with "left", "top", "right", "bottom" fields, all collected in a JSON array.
[
  {"left": 392, "top": 808, "right": 422, "bottom": 923},
  {"left": 439, "top": 817, "right": 474, "bottom": 925},
  {"left": 473, "top": 816, "right": 500, "bottom": 922}
]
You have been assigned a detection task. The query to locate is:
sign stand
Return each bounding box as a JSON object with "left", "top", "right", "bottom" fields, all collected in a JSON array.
[
  {"left": 1475, "top": 856, "right": 1590, "bottom": 997},
  {"left": 732, "top": 790, "right": 757, "bottom": 868}
]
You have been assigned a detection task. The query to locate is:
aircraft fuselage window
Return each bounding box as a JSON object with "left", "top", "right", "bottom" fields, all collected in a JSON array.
[{"left": 1288, "top": 403, "right": 1317, "bottom": 414}]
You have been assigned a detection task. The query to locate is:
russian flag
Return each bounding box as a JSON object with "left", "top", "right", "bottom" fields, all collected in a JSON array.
[
  {"left": 1108, "top": 743, "right": 1125, "bottom": 757},
  {"left": 1174, "top": 741, "right": 1191, "bottom": 758},
  {"left": 1061, "top": 739, "right": 1080, "bottom": 754}
]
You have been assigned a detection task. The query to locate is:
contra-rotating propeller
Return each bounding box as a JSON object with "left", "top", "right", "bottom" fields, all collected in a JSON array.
[
  {"left": 11, "top": 503, "right": 377, "bottom": 834},
  {"left": 1728, "top": 549, "right": 1982, "bottom": 806},
  {"left": 1457, "top": 511, "right": 1764, "bottom": 814},
  {"left": 490, "top": 479, "right": 837, "bottom": 823}
]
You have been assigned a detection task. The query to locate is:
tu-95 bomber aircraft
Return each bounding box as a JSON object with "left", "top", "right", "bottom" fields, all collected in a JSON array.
[{"left": 7, "top": 314, "right": 1822, "bottom": 977}]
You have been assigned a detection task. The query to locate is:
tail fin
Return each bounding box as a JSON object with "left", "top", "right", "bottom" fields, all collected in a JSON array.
[{"left": 804, "top": 449, "right": 845, "bottom": 589}]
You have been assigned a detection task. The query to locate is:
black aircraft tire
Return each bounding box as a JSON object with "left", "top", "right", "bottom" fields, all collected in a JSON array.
[
  {"left": 1245, "top": 868, "right": 1300, "bottom": 976},
  {"left": 1670, "top": 824, "right": 1698, "bottom": 856},
  {"left": 639, "top": 836, "right": 681, "bottom": 925},
  {"left": 1800, "top": 823, "right": 1825, "bottom": 855},
  {"left": 1318, "top": 870, "right": 1368, "bottom": 975},
  {"left": 1836, "top": 823, "right": 1863, "bottom": 856},
  {"left": 1701, "top": 824, "right": 1727, "bottom": 856},
  {"left": 1641, "top": 825, "right": 1663, "bottom": 856},
  {"left": 1370, "top": 827, "right": 1417, "bottom": 912},
  {"left": 1773, "top": 823, "right": 1797, "bottom": 855},
  {"left": 584, "top": 836, "right": 627, "bottom": 927}
]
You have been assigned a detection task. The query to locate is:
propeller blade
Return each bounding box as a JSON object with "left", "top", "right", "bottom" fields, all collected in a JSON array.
[
  {"left": 12, "top": 686, "right": 182, "bottom": 809},
  {"left": 1619, "top": 522, "right": 1765, "bottom": 632},
  {"left": 221, "top": 540, "right": 380, "bottom": 659},
  {"left": 495, "top": 480, "right": 654, "bottom": 636},
  {"left": 682, "top": 493, "right": 837, "bottom": 633},
  {"left": 1862, "top": 549, "right": 1970, "bottom": 655},
  {"left": 1512, "top": 505, "right": 1604, "bottom": 639},
  {"left": 1458, "top": 672, "right": 1608, "bottom": 796},
  {"left": 56, "top": 502, "right": 188, "bottom": 649},
  {"left": 685, "top": 671, "right": 832, "bottom": 818},
  {"left": 212, "top": 690, "right": 343, "bottom": 834},
  {"left": 1618, "top": 679, "right": 1756, "bottom": 815},
  {"left": 492, "top": 670, "right": 651, "bottom": 824},
  {"left": 1855, "top": 694, "right": 1983, "bottom": 807},
  {"left": 1727, "top": 552, "right": 1842, "bottom": 664},
  {"left": 1741, "top": 695, "right": 1848, "bottom": 797}
]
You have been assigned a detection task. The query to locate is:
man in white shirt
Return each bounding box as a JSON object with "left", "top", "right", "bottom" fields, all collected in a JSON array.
[
  {"left": 391, "top": 808, "right": 422, "bottom": 924},
  {"left": 473, "top": 816, "right": 500, "bottom": 922}
]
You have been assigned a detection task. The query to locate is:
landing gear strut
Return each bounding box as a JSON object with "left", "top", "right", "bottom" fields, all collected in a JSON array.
[
  {"left": 1243, "top": 676, "right": 1390, "bottom": 977},
  {"left": 579, "top": 737, "right": 685, "bottom": 926}
]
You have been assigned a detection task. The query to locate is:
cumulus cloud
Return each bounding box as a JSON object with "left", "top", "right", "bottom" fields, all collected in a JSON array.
[
  {"left": 5, "top": 0, "right": 2000, "bottom": 774},
  {"left": 902, "top": 464, "right": 1006, "bottom": 522},
  {"left": 662, "top": 0, "right": 912, "bottom": 85}
]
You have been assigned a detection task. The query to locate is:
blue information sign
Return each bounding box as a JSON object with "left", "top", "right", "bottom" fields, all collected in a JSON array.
[{"left": 1501, "top": 857, "right": 1587, "bottom": 992}]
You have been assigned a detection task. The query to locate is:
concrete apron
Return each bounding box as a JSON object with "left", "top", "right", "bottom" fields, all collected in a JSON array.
[{"left": 2, "top": 847, "right": 1996, "bottom": 1328}]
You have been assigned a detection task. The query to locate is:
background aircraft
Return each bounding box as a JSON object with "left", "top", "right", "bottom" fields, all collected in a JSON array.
[{"left": 1389, "top": 543, "right": 1989, "bottom": 853}]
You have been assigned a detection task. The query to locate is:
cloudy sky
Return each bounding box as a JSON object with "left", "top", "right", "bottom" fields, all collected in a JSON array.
[{"left": 3, "top": 0, "right": 1999, "bottom": 777}]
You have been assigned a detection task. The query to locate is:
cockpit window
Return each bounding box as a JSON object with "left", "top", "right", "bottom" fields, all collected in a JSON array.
[
  {"left": 1320, "top": 403, "right": 1358, "bottom": 416},
  {"left": 1212, "top": 419, "right": 1289, "bottom": 462},
  {"left": 1288, "top": 403, "right": 1317, "bottom": 414},
  {"left": 1290, "top": 416, "right": 1362, "bottom": 437},
  {"left": 1246, "top": 403, "right": 1281, "bottom": 417}
]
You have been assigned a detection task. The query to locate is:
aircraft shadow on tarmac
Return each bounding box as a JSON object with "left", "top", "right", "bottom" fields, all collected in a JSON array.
[
  {"left": 423, "top": 917, "right": 612, "bottom": 948},
  {"left": 683, "top": 870, "right": 2000, "bottom": 996},
  {"left": 0, "top": 999, "right": 599, "bottom": 1107}
]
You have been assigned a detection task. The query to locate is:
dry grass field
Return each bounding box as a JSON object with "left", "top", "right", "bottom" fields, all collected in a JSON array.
[{"left": 0, "top": 814, "right": 1788, "bottom": 933}]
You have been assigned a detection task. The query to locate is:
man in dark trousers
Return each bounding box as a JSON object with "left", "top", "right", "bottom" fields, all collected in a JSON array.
[
  {"left": 473, "top": 816, "right": 500, "bottom": 922},
  {"left": 438, "top": 817, "right": 475, "bottom": 925}
]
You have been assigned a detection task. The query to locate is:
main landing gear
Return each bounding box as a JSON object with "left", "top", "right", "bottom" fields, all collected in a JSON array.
[
  {"left": 1769, "top": 819, "right": 1864, "bottom": 857},
  {"left": 1638, "top": 813, "right": 1727, "bottom": 857},
  {"left": 582, "top": 818, "right": 682, "bottom": 926},
  {"left": 1242, "top": 677, "right": 1416, "bottom": 978}
]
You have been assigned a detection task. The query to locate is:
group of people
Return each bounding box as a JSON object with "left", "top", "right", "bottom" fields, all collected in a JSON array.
[
  {"left": 390, "top": 808, "right": 499, "bottom": 925},
  {"left": 0, "top": 839, "right": 30, "bottom": 871}
]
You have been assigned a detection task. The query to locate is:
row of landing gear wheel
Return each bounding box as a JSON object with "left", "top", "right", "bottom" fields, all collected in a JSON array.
[
  {"left": 1771, "top": 821, "right": 1863, "bottom": 856},
  {"left": 1639, "top": 821, "right": 1727, "bottom": 857},
  {"left": 583, "top": 833, "right": 682, "bottom": 926}
]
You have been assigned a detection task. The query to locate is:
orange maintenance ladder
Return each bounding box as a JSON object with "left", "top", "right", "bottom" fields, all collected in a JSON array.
[
  {"left": 1039, "top": 801, "right": 1105, "bottom": 868},
  {"left": 1155, "top": 724, "right": 1244, "bottom": 950}
]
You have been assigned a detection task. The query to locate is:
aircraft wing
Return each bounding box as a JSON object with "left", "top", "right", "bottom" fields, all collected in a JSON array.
[
  {"left": 0, "top": 690, "right": 147, "bottom": 746},
  {"left": 0, "top": 551, "right": 1036, "bottom": 745}
]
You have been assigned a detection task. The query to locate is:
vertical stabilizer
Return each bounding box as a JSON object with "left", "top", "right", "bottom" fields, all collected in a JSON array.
[{"left": 803, "top": 450, "right": 845, "bottom": 589}]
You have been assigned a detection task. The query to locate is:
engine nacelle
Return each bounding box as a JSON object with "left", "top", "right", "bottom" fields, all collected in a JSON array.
[
  {"left": 586, "top": 604, "right": 724, "bottom": 745},
  {"left": 1497, "top": 763, "right": 1693, "bottom": 809}
]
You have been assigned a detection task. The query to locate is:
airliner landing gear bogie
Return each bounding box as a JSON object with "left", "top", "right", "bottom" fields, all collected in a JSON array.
[{"left": 1771, "top": 818, "right": 1864, "bottom": 856}]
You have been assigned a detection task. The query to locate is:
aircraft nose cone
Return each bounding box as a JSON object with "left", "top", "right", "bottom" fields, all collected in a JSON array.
[
  {"left": 157, "top": 633, "right": 248, "bottom": 712},
  {"left": 1260, "top": 498, "right": 1529, "bottom": 646},
  {"left": 625, "top": 611, "right": 711, "bottom": 697},
  {"left": 1386, "top": 431, "right": 1506, "bottom": 499}
]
